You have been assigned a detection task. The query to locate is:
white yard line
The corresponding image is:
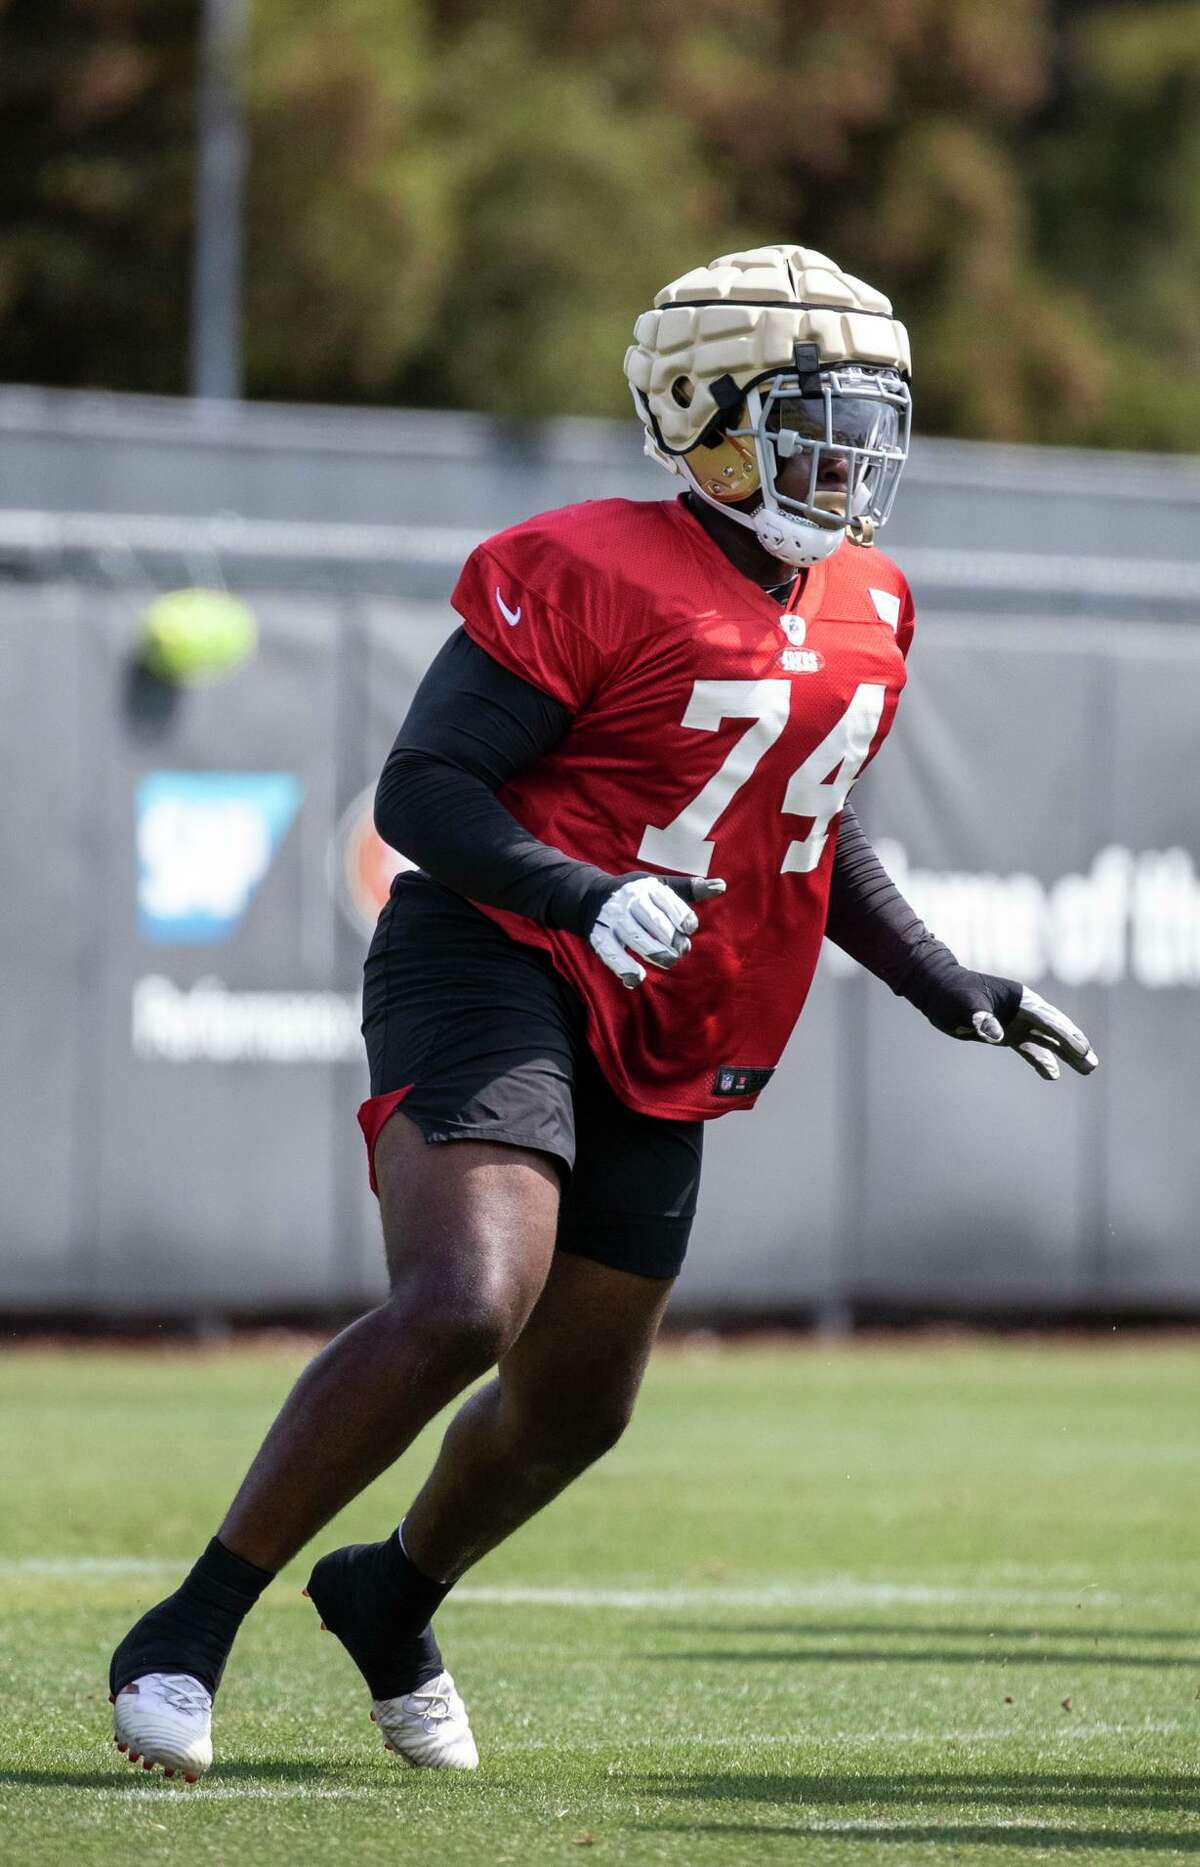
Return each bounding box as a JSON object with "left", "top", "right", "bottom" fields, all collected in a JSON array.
[
  {"left": 1, "top": 1557, "right": 1121, "bottom": 1609},
  {"left": 825, "top": 1721, "right": 1187, "bottom": 1744},
  {"left": 483, "top": 1721, "right": 1187, "bottom": 1752},
  {"left": 451, "top": 1581, "right": 1122, "bottom": 1610}
]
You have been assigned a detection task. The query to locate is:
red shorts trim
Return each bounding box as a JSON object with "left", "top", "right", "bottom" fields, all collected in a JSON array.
[{"left": 357, "top": 1086, "right": 414, "bottom": 1196}]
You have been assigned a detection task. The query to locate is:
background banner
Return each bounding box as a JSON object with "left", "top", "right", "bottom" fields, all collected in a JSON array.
[{"left": 5, "top": 583, "right": 1197, "bottom": 1317}]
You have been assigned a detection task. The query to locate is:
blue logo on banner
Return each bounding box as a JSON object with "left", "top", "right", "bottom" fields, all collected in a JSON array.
[{"left": 136, "top": 772, "right": 303, "bottom": 943}]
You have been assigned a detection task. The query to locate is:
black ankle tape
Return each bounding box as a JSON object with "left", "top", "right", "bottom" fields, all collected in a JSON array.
[
  {"left": 306, "top": 1535, "right": 452, "bottom": 1700},
  {"left": 109, "top": 1536, "right": 274, "bottom": 1698}
]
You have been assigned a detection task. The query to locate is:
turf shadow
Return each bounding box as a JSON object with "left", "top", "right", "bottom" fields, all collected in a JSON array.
[
  {"left": 637, "top": 1821, "right": 1200, "bottom": 1852},
  {"left": 632, "top": 1771, "right": 1200, "bottom": 1817}
]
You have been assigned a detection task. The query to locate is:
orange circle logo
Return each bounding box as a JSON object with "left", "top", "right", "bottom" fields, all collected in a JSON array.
[{"left": 330, "top": 785, "right": 416, "bottom": 936}]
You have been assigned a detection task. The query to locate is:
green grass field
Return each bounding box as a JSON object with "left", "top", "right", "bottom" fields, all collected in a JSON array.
[{"left": 1, "top": 1339, "right": 1198, "bottom": 1864}]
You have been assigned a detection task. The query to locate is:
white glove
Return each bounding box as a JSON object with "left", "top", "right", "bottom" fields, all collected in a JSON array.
[
  {"left": 969, "top": 987, "right": 1098, "bottom": 1082},
  {"left": 589, "top": 874, "right": 726, "bottom": 989}
]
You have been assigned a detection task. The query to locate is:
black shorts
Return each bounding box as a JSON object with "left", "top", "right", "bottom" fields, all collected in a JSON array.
[{"left": 358, "top": 874, "right": 703, "bottom": 1280}]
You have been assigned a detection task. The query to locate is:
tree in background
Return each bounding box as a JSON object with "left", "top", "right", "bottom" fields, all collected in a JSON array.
[
  {"left": 1034, "top": 0, "right": 1200, "bottom": 449},
  {"left": 241, "top": 0, "right": 729, "bottom": 412},
  {"left": 549, "top": 0, "right": 1111, "bottom": 440},
  {"left": 2, "top": 0, "right": 1198, "bottom": 448},
  {"left": 0, "top": 0, "right": 197, "bottom": 393}
]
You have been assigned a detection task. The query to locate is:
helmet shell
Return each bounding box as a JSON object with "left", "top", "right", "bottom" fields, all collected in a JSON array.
[{"left": 625, "top": 244, "right": 911, "bottom": 458}]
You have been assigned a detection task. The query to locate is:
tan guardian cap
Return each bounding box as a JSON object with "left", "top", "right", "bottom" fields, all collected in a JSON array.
[{"left": 625, "top": 244, "right": 910, "bottom": 457}]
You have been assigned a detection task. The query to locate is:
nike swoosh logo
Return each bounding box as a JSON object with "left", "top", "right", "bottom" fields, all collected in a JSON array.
[{"left": 495, "top": 587, "right": 522, "bottom": 626}]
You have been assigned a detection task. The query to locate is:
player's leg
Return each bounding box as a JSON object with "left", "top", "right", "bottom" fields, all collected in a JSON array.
[
  {"left": 109, "top": 877, "right": 578, "bottom": 1778},
  {"left": 109, "top": 1113, "right": 560, "bottom": 1779},
  {"left": 310, "top": 1050, "right": 703, "bottom": 1767},
  {"left": 216, "top": 1113, "right": 559, "bottom": 1570},
  {"left": 399, "top": 1247, "right": 674, "bottom": 1582}
]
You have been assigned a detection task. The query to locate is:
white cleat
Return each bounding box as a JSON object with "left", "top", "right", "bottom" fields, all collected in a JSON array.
[
  {"left": 370, "top": 1670, "right": 478, "bottom": 1770},
  {"left": 112, "top": 1673, "right": 213, "bottom": 1781}
]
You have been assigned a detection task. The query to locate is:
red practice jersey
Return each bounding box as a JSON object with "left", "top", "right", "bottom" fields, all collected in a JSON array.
[{"left": 453, "top": 496, "right": 914, "bottom": 1121}]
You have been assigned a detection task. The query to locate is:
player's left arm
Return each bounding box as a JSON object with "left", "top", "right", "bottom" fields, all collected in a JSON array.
[{"left": 826, "top": 801, "right": 1097, "bottom": 1081}]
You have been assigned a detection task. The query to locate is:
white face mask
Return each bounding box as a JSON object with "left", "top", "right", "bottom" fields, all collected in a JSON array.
[{"left": 682, "top": 364, "right": 912, "bottom": 566}]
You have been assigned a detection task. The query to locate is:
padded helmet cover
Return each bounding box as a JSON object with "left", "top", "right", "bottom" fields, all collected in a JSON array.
[{"left": 624, "top": 244, "right": 911, "bottom": 458}]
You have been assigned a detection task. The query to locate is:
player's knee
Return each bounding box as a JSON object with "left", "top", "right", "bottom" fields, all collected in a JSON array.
[
  {"left": 525, "top": 1385, "right": 636, "bottom": 1472},
  {"left": 397, "top": 1284, "right": 523, "bottom": 1381},
  {"left": 575, "top": 1397, "right": 634, "bottom": 1465}
]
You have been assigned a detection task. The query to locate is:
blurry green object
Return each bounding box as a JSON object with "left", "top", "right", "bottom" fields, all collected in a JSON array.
[{"left": 139, "top": 588, "right": 258, "bottom": 685}]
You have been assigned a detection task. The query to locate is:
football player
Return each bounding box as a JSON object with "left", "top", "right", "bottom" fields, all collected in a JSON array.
[{"left": 108, "top": 246, "right": 1096, "bottom": 1779}]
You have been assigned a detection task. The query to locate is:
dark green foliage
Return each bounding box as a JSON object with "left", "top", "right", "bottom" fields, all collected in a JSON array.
[
  {"left": 0, "top": 0, "right": 199, "bottom": 393},
  {"left": 2, "top": 0, "right": 1198, "bottom": 445}
]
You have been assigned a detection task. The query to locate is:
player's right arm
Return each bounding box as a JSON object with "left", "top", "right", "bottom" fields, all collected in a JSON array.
[{"left": 374, "top": 629, "right": 722, "bottom": 987}]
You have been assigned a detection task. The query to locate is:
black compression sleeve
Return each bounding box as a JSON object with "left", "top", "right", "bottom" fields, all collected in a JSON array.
[
  {"left": 373, "top": 629, "right": 618, "bottom": 935},
  {"left": 827, "top": 801, "right": 1022, "bottom": 1032},
  {"left": 826, "top": 799, "right": 945, "bottom": 993}
]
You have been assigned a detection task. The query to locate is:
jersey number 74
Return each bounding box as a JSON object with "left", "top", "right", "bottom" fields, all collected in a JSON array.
[{"left": 637, "top": 680, "right": 886, "bottom": 878}]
